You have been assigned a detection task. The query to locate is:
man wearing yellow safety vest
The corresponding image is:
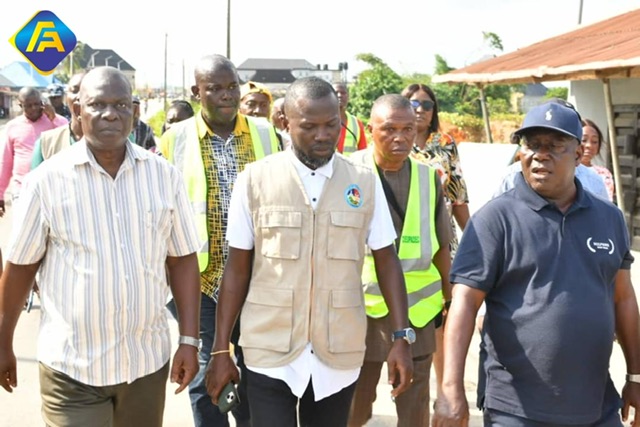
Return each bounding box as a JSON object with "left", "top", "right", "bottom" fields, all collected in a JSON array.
[
  {"left": 348, "top": 94, "right": 452, "bottom": 427},
  {"left": 333, "top": 82, "right": 367, "bottom": 155},
  {"left": 159, "top": 54, "right": 279, "bottom": 427}
]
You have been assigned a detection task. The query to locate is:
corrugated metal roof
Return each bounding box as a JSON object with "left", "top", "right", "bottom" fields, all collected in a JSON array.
[
  {"left": 433, "top": 8, "right": 640, "bottom": 85},
  {"left": 237, "top": 58, "right": 316, "bottom": 70}
]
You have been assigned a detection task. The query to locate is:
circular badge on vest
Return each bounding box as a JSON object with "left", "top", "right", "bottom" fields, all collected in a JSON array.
[{"left": 345, "top": 184, "right": 362, "bottom": 208}]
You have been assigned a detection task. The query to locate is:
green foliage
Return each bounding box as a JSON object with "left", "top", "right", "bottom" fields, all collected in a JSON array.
[
  {"left": 54, "top": 41, "right": 87, "bottom": 83},
  {"left": 349, "top": 53, "right": 404, "bottom": 120},
  {"left": 482, "top": 32, "right": 504, "bottom": 52},
  {"left": 148, "top": 109, "right": 166, "bottom": 137},
  {"left": 440, "top": 112, "right": 484, "bottom": 131},
  {"left": 401, "top": 73, "right": 431, "bottom": 89},
  {"left": 544, "top": 87, "right": 569, "bottom": 100},
  {"left": 434, "top": 54, "right": 455, "bottom": 75}
]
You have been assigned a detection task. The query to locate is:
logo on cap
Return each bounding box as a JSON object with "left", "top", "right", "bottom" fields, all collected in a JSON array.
[
  {"left": 9, "top": 11, "right": 77, "bottom": 75},
  {"left": 545, "top": 110, "right": 553, "bottom": 121}
]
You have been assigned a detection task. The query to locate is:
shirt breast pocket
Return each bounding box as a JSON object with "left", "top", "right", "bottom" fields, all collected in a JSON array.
[
  {"left": 142, "top": 208, "right": 172, "bottom": 263},
  {"left": 327, "top": 211, "right": 365, "bottom": 261},
  {"left": 258, "top": 211, "right": 302, "bottom": 259}
]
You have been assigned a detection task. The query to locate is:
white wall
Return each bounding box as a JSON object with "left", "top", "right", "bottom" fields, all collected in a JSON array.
[{"left": 570, "top": 77, "right": 640, "bottom": 165}]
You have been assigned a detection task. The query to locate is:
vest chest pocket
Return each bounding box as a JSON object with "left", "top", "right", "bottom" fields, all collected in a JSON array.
[
  {"left": 327, "top": 211, "right": 365, "bottom": 261},
  {"left": 258, "top": 211, "right": 302, "bottom": 259},
  {"left": 329, "top": 289, "right": 366, "bottom": 353}
]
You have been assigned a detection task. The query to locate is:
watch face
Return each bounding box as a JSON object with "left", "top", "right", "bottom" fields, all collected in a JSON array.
[{"left": 407, "top": 328, "right": 417, "bottom": 344}]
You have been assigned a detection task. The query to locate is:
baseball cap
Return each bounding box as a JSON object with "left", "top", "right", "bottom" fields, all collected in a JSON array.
[
  {"left": 240, "top": 81, "right": 273, "bottom": 105},
  {"left": 514, "top": 100, "right": 583, "bottom": 141},
  {"left": 132, "top": 95, "right": 141, "bottom": 104},
  {"left": 47, "top": 83, "right": 64, "bottom": 97}
]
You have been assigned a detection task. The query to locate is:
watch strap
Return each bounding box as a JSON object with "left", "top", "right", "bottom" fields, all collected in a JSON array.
[
  {"left": 178, "top": 335, "right": 201, "bottom": 350},
  {"left": 626, "top": 373, "right": 640, "bottom": 383}
]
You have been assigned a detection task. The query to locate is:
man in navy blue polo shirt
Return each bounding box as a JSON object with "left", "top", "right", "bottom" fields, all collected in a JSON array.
[{"left": 434, "top": 101, "right": 640, "bottom": 426}]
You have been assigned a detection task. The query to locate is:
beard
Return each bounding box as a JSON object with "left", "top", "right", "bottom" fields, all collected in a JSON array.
[{"left": 292, "top": 144, "right": 333, "bottom": 170}]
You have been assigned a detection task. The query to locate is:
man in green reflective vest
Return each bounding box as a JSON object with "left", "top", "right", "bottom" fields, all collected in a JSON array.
[
  {"left": 349, "top": 94, "right": 452, "bottom": 427},
  {"left": 159, "top": 54, "right": 279, "bottom": 427},
  {"left": 332, "top": 82, "right": 367, "bottom": 155}
]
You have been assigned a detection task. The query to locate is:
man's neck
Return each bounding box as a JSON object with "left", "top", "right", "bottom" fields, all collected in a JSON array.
[
  {"left": 374, "top": 151, "right": 406, "bottom": 172},
  {"left": 339, "top": 109, "right": 347, "bottom": 123},
  {"left": 204, "top": 113, "right": 236, "bottom": 140},
  {"left": 88, "top": 143, "right": 127, "bottom": 179}
]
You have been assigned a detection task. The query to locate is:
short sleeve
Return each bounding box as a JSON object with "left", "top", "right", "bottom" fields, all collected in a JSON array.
[
  {"left": 7, "top": 172, "right": 48, "bottom": 264},
  {"left": 226, "top": 170, "right": 255, "bottom": 250},
  {"left": 166, "top": 167, "right": 203, "bottom": 257},
  {"left": 450, "top": 213, "right": 503, "bottom": 293},
  {"left": 366, "top": 174, "right": 397, "bottom": 250}
]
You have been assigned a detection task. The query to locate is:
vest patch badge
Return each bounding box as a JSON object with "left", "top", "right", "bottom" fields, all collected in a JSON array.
[{"left": 345, "top": 184, "right": 362, "bottom": 208}]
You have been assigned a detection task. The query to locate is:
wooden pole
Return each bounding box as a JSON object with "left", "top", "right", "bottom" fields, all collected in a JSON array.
[
  {"left": 479, "top": 85, "right": 493, "bottom": 143},
  {"left": 603, "top": 78, "right": 624, "bottom": 211},
  {"left": 226, "top": 0, "right": 231, "bottom": 59}
]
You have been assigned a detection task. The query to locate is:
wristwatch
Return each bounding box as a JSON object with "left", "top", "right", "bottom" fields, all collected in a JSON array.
[
  {"left": 391, "top": 327, "right": 417, "bottom": 344},
  {"left": 178, "top": 335, "right": 202, "bottom": 351},
  {"left": 626, "top": 373, "right": 640, "bottom": 383}
]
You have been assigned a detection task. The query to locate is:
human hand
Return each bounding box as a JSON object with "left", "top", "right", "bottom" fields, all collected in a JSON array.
[
  {"left": 386, "top": 340, "right": 413, "bottom": 398},
  {"left": 170, "top": 345, "right": 199, "bottom": 394},
  {"left": 0, "top": 347, "right": 17, "bottom": 393},
  {"left": 621, "top": 381, "right": 640, "bottom": 425},
  {"left": 43, "top": 103, "right": 56, "bottom": 121},
  {"left": 432, "top": 387, "right": 470, "bottom": 427},
  {"left": 204, "top": 351, "right": 240, "bottom": 405},
  {"left": 0, "top": 200, "right": 4, "bottom": 217}
]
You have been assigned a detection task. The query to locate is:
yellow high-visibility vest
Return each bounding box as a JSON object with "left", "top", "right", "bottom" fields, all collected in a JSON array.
[
  {"left": 361, "top": 157, "right": 443, "bottom": 327},
  {"left": 161, "top": 115, "right": 279, "bottom": 271}
]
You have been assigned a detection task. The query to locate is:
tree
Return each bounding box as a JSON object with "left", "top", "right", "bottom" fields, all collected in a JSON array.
[
  {"left": 544, "top": 87, "right": 569, "bottom": 100},
  {"left": 482, "top": 32, "right": 504, "bottom": 53},
  {"left": 349, "top": 53, "right": 403, "bottom": 120},
  {"left": 54, "top": 41, "right": 87, "bottom": 83}
]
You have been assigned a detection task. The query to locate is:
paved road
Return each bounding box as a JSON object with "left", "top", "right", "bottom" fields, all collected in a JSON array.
[{"left": 0, "top": 194, "right": 631, "bottom": 426}]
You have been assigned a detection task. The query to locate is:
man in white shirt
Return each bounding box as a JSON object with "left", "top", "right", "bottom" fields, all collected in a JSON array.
[
  {"left": 205, "top": 76, "right": 413, "bottom": 427},
  {"left": 0, "top": 66, "right": 202, "bottom": 427}
]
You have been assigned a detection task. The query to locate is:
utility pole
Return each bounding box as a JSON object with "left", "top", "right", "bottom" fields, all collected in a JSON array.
[
  {"left": 226, "top": 0, "right": 231, "bottom": 59},
  {"left": 163, "top": 33, "right": 168, "bottom": 111},
  {"left": 578, "top": 0, "right": 584, "bottom": 24},
  {"left": 69, "top": 51, "right": 74, "bottom": 76},
  {"left": 182, "top": 59, "right": 186, "bottom": 99}
]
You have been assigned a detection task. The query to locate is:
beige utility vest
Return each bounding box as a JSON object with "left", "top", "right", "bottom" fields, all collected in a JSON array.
[
  {"left": 239, "top": 151, "right": 376, "bottom": 370},
  {"left": 40, "top": 125, "right": 72, "bottom": 160}
]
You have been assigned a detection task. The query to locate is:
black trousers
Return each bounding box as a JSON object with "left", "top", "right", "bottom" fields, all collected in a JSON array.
[{"left": 246, "top": 369, "right": 356, "bottom": 427}]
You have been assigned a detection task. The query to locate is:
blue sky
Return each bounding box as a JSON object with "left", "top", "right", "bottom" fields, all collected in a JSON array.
[{"left": 2, "top": 0, "right": 639, "bottom": 88}]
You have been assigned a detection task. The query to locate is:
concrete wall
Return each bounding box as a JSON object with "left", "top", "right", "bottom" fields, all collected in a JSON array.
[{"left": 570, "top": 77, "right": 640, "bottom": 166}]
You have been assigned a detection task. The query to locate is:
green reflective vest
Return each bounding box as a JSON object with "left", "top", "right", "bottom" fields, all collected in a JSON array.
[
  {"left": 362, "top": 157, "right": 443, "bottom": 328},
  {"left": 342, "top": 112, "right": 360, "bottom": 155},
  {"left": 162, "top": 115, "right": 279, "bottom": 271}
]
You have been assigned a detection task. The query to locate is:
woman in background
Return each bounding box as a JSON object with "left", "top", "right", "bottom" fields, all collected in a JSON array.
[{"left": 581, "top": 118, "right": 615, "bottom": 201}]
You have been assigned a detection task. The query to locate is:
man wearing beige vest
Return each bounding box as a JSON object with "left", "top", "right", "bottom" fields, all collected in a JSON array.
[
  {"left": 31, "top": 72, "right": 86, "bottom": 170},
  {"left": 205, "top": 76, "right": 414, "bottom": 427}
]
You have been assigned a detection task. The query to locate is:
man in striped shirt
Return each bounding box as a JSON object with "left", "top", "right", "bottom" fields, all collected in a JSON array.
[{"left": 0, "top": 67, "right": 202, "bottom": 427}]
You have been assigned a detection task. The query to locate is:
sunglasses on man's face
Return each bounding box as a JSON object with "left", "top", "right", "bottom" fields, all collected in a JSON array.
[{"left": 410, "top": 99, "right": 435, "bottom": 111}]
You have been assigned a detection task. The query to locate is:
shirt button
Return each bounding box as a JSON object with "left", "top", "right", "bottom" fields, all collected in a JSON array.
[
  {"left": 312, "top": 198, "right": 317, "bottom": 202},
  {"left": 311, "top": 172, "right": 315, "bottom": 176}
]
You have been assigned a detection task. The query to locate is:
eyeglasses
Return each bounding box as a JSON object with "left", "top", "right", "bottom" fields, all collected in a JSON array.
[
  {"left": 520, "top": 138, "right": 574, "bottom": 155},
  {"left": 410, "top": 99, "right": 435, "bottom": 111}
]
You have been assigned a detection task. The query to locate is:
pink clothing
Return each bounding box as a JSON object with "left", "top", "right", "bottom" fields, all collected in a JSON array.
[
  {"left": 0, "top": 114, "right": 67, "bottom": 198},
  {"left": 590, "top": 164, "right": 615, "bottom": 202}
]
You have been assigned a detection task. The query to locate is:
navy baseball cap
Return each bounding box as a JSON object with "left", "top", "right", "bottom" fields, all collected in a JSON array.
[{"left": 514, "top": 101, "right": 583, "bottom": 141}]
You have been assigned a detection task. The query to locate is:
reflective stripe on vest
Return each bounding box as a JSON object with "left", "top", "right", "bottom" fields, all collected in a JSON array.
[
  {"left": 342, "top": 113, "right": 359, "bottom": 154},
  {"left": 170, "top": 117, "right": 279, "bottom": 271},
  {"left": 362, "top": 158, "right": 443, "bottom": 328}
]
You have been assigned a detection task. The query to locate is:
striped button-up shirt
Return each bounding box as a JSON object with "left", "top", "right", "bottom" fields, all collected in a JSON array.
[{"left": 7, "top": 139, "right": 201, "bottom": 386}]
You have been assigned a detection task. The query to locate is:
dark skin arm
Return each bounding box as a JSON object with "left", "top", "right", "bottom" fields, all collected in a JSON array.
[
  {"left": 371, "top": 244, "right": 413, "bottom": 398},
  {"left": 614, "top": 269, "right": 640, "bottom": 425},
  {"left": 432, "top": 245, "right": 452, "bottom": 399},
  {"left": 0, "top": 261, "right": 40, "bottom": 392},
  {"left": 205, "top": 247, "right": 252, "bottom": 404},
  {"left": 452, "top": 204, "right": 469, "bottom": 232},
  {"left": 166, "top": 253, "right": 201, "bottom": 394},
  {"left": 433, "top": 284, "right": 485, "bottom": 427}
]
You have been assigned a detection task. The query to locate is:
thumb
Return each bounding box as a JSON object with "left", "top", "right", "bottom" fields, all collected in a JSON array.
[
  {"left": 170, "top": 356, "right": 183, "bottom": 384},
  {"left": 387, "top": 361, "right": 397, "bottom": 387},
  {"left": 621, "top": 399, "right": 629, "bottom": 421}
]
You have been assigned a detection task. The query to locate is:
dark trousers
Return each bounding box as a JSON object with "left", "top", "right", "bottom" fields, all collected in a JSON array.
[
  {"left": 483, "top": 407, "right": 623, "bottom": 427},
  {"left": 247, "top": 369, "right": 357, "bottom": 427},
  {"left": 167, "top": 293, "right": 250, "bottom": 427}
]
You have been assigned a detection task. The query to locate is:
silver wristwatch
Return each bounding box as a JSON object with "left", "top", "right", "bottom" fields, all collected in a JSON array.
[
  {"left": 178, "top": 335, "right": 202, "bottom": 351},
  {"left": 626, "top": 373, "right": 640, "bottom": 383}
]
